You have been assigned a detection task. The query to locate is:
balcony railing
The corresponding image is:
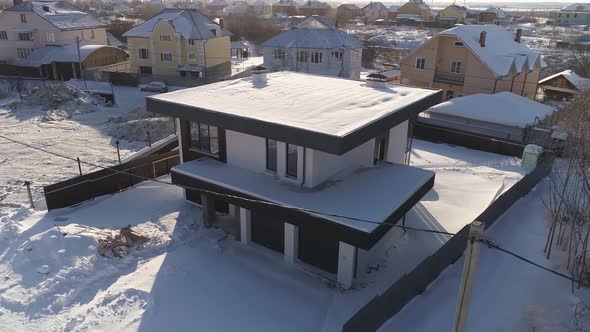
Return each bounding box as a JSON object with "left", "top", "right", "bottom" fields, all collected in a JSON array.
[{"left": 434, "top": 72, "right": 465, "bottom": 86}]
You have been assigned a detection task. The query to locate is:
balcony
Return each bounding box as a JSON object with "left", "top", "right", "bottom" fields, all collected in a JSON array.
[{"left": 434, "top": 72, "right": 465, "bottom": 86}]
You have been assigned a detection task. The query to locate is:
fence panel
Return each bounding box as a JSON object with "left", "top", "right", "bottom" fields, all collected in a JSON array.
[{"left": 342, "top": 155, "right": 554, "bottom": 332}]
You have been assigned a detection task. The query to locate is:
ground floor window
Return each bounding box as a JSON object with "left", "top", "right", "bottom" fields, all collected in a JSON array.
[
  {"left": 286, "top": 144, "right": 298, "bottom": 178},
  {"left": 374, "top": 133, "right": 388, "bottom": 163},
  {"left": 17, "top": 48, "right": 33, "bottom": 59},
  {"left": 190, "top": 122, "right": 219, "bottom": 155},
  {"left": 139, "top": 66, "right": 152, "bottom": 74},
  {"left": 266, "top": 139, "right": 277, "bottom": 172}
]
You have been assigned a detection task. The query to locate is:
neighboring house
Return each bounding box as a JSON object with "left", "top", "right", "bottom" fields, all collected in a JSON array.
[
  {"left": 298, "top": 1, "right": 331, "bottom": 17},
  {"left": 420, "top": 92, "right": 555, "bottom": 143},
  {"left": 388, "top": 5, "right": 399, "bottom": 20},
  {"left": 550, "top": 3, "right": 590, "bottom": 26},
  {"left": 262, "top": 15, "right": 363, "bottom": 79},
  {"left": 272, "top": 0, "right": 297, "bottom": 16},
  {"left": 398, "top": 0, "right": 431, "bottom": 21},
  {"left": 400, "top": 25, "right": 544, "bottom": 100},
  {"left": 145, "top": 70, "right": 441, "bottom": 288},
  {"left": 538, "top": 69, "right": 590, "bottom": 101},
  {"left": 223, "top": 1, "right": 251, "bottom": 16},
  {"left": 336, "top": 4, "right": 362, "bottom": 21},
  {"left": 362, "top": 2, "right": 389, "bottom": 21},
  {"left": 123, "top": 9, "right": 231, "bottom": 81},
  {"left": 0, "top": 0, "right": 108, "bottom": 64},
  {"left": 207, "top": 0, "right": 229, "bottom": 17},
  {"left": 437, "top": 5, "right": 471, "bottom": 24},
  {"left": 479, "top": 7, "right": 509, "bottom": 25},
  {"left": 253, "top": 0, "right": 272, "bottom": 17}
]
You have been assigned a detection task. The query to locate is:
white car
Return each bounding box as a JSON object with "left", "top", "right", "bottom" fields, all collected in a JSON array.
[{"left": 141, "top": 82, "right": 168, "bottom": 93}]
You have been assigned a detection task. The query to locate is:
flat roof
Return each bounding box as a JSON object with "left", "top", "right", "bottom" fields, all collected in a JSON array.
[
  {"left": 172, "top": 157, "right": 435, "bottom": 234},
  {"left": 147, "top": 72, "right": 441, "bottom": 155}
]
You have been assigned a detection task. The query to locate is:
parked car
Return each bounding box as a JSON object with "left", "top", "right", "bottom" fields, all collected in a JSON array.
[{"left": 141, "top": 82, "right": 168, "bottom": 93}]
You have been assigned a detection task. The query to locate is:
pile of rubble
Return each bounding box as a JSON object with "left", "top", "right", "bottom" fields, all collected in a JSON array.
[{"left": 97, "top": 225, "right": 149, "bottom": 258}]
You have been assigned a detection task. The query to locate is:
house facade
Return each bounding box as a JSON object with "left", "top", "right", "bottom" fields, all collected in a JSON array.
[
  {"left": 437, "top": 5, "right": 470, "bottom": 24},
  {"left": 479, "top": 7, "right": 509, "bottom": 24},
  {"left": 298, "top": 1, "right": 332, "bottom": 18},
  {"left": 550, "top": 3, "right": 590, "bottom": 26},
  {"left": 145, "top": 71, "right": 441, "bottom": 288},
  {"left": 398, "top": 0, "right": 431, "bottom": 21},
  {"left": 272, "top": 0, "right": 297, "bottom": 16},
  {"left": 123, "top": 9, "right": 231, "bottom": 81},
  {"left": 262, "top": 16, "right": 363, "bottom": 79},
  {"left": 0, "top": 0, "right": 108, "bottom": 64},
  {"left": 400, "top": 25, "right": 544, "bottom": 101},
  {"left": 336, "top": 4, "right": 362, "bottom": 21},
  {"left": 538, "top": 69, "right": 590, "bottom": 101},
  {"left": 362, "top": 2, "right": 389, "bottom": 21}
]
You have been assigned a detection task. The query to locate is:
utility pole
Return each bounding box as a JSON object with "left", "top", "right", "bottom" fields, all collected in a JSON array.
[
  {"left": 24, "top": 181, "right": 34, "bottom": 209},
  {"left": 76, "top": 36, "right": 88, "bottom": 90},
  {"left": 453, "top": 221, "right": 484, "bottom": 332}
]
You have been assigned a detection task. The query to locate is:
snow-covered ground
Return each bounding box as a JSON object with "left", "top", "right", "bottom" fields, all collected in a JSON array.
[
  {"left": 231, "top": 56, "right": 263, "bottom": 76},
  {"left": 344, "top": 25, "right": 440, "bottom": 49},
  {"left": 0, "top": 136, "right": 530, "bottom": 331},
  {"left": 380, "top": 177, "right": 590, "bottom": 332}
]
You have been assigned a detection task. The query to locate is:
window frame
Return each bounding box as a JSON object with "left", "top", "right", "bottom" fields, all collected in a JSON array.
[
  {"left": 188, "top": 39, "right": 195, "bottom": 46},
  {"left": 310, "top": 51, "right": 323, "bottom": 64},
  {"left": 189, "top": 121, "right": 219, "bottom": 156},
  {"left": 20, "top": 13, "right": 26, "bottom": 23},
  {"left": 45, "top": 31, "right": 55, "bottom": 42},
  {"left": 331, "top": 51, "right": 343, "bottom": 61},
  {"left": 415, "top": 57, "right": 425, "bottom": 70},
  {"left": 160, "top": 34, "right": 171, "bottom": 41},
  {"left": 17, "top": 48, "right": 32, "bottom": 59},
  {"left": 160, "top": 52, "right": 172, "bottom": 62},
  {"left": 188, "top": 53, "right": 196, "bottom": 63},
  {"left": 138, "top": 48, "right": 149, "bottom": 60},
  {"left": 450, "top": 60, "right": 462, "bottom": 74},
  {"left": 273, "top": 49, "right": 286, "bottom": 60},
  {"left": 266, "top": 139, "right": 277, "bottom": 173},
  {"left": 18, "top": 32, "right": 33, "bottom": 41},
  {"left": 0, "top": 31, "right": 8, "bottom": 40},
  {"left": 454, "top": 41, "right": 464, "bottom": 47},
  {"left": 285, "top": 143, "right": 298, "bottom": 178},
  {"left": 296, "top": 50, "right": 308, "bottom": 63}
]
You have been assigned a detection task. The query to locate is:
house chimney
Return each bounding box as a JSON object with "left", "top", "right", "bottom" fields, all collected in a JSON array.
[
  {"left": 252, "top": 65, "right": 267, "bottom": 87},
  {"left": 515, "top": 28, "right": 522, "bottom": 43},
  {"left": 479, "top": 31, "right": 487, "bottom": 47},
  {"left": 366, "top": 73, "right": 388, "bottom": 89}
]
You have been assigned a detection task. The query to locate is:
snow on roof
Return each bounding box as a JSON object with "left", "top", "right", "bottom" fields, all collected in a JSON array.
[
  {"left": 123, "top": 9, "right": 227, "bottom": 39},
  {"left": 425, "top": 92, "right": 555, "bottom": 128},
  {"left": 389, "top": 5, "right": 399, "bottom": 12},
  {"left": 299, "top": 0, "right": 331, "bottom": 9},
  {"left": 262, "top": 16, "right": 362, "bottom": 49},
  {"left": 209, "top": 0, "right": 228, "bottom": 6},
  {"left": 173, "top": 158, "right": 434, "bottom": 232},
  {"left": 538, "top": 69, "right": 590, "bottom": 90},
  {"left": 107, "top": 32, "right": 124, "bottom": 47},
  {"left": 483, "top": 7, "right": 508, "bottom": 17},
  {"left": 439, "top": 25, "right": 543, "bottom": 77},
  {"left": 561, "top": 3, "right": 590, "bottom": 11},
  {"left": 5, "top": 1, "right": 106, "bottom": 30},
  {"left": 17, "top": 43, "right": 125, "bottom": 66},
  {"left": 340, "top": 4, "right": 360, "bottom": 10},
  {"left": 272, "top": 0, "right": 296, "bottom": 7},
  {"left": 149, "top": 72, "right": 439, "bottom": 137}
]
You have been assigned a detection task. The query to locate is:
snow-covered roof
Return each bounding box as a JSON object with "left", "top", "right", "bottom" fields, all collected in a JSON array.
[
  {"left": 173, "top": 158, "right": 434, "bottom": 232},
  {"left": 482, "top": 7, "right": 508, "bottom": 18},
  {"left": 538, "top": 69, "right": 590, "bottom": 90},
  {"left": 363, "top": 2, "right": 387, "bottom": 11},
  {"left": 148, "top": 72, "right": 439, "bottom": 138},
  {"left": 5, "top": 1, "right": 106, "bottom": 31},
  {"left": 299, "top": 1, "right": 331, "bottom": 9},
  {"left": 17, "top": 43, "right": 126, "bottom": 66},
  {"left": 340, "top": 4, "right": 360, "bottom": 10},
  {"left": 107, "top": 32, "right": 124, "bottom": 47},
  {"left": 389, "top": 5, "right": 399, "bottom": 12},
  {"left": 262, "top": 15, "right": 362, "bottom": 49},
  {"left": 209, "top": 0, "right": 228, "bottom": 7},
  {"left": 223, "top": 1, "right": 250, "bottom": 14},
  {"left": 425, "top": 92, "right": 555, "bottom": 128},
  {"left": 438, "top": 25, "right": 544, "bottom": 77},
  {"left": 272, "top": 0, "right": 296, "bottom": 7},
  {"left": 561, "top": 3, "right": 590, "bottom": 11},
  {"left": 123, "top": 9, "right": 229, "bottom": 39}
]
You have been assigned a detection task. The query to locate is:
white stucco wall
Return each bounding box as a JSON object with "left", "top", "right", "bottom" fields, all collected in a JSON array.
[
  {"left": 386, "top": 120, "right": 410, "bottom": 165},
  {"left": 356, "top": 220, "right": 404, "bottom": 276},
  {"left": 225, "top": 130, "right": 267, "bottom": 172}
]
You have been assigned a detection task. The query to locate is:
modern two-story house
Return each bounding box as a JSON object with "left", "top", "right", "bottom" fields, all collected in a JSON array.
[
  {"left": 262, "top": 16, "right": 362, "bottom": 79},
  {"left": 145, "top": 70, "right": 441, "bottom": 288},
  {"left": 123, "top": 8, "right": 231, "bottom": 81},
  {"left": 400, "top": 25, "right": 544, "bottom": 100}
]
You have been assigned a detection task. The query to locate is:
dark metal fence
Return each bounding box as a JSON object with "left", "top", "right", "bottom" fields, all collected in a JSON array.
[
  {"left": 342, "top": 155, "right": 555, "bottom": 332},
  {"left": 43, "top": 151, "right": 180, "bottom": 210}
]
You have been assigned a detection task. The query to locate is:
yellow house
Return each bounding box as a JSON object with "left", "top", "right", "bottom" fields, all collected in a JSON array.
[
  {"left": 400, "top": 25, "right": 544, "bottom": 101},
  {"left": 397, "top": 0, "right": 431, "bottom": 21},
  {"left": 437, "top": 5, "right": 469, "bottom": 24},
  {"left": 123, "top": 9, "right": 231, "bottom": 81}
]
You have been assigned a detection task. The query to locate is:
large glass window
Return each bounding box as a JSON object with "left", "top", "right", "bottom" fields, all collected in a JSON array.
[
  {"left": 190, "top": 122, "right": 219, "bottom": 155},
  {"left": 266, "top": 139, "right": 277, "bottom": 172},
  {"left": 416, "top": 57, "right": 425, "bottom": 70},
  {"left": 286, "top": 144, "right": 298, "bottom": 178}
]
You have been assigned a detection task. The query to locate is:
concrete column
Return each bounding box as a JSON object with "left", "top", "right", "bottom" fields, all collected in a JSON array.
[
  {"left": 239, "top": 207, "right": 251, "bottom": 245},
  {"left": 201, "top": 193, "right": 215, "bottom": 227},
  {"left": 175, "top": 118, "right": 184, "bottom": 163},
  {"left": 337, "top": 241, "right": 357, "bottom": 289},
  {"left": 284, "top": 223, "right": 298, "bottom": 264}
]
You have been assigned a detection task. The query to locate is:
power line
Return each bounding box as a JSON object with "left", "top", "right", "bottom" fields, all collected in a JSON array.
[{"left": 1, "top": 133, "right": 589, "bottom": 289}]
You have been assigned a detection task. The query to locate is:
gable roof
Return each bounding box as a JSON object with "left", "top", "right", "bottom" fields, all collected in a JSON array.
[
  {"left": 363, "top": 2, "right": 387, "bottom": 11},
  {"left": 262, "top": 15, "right": 362, "bottom": 49},
  {"left": 123, "top": 8, "right": 228, "bottom": 39},
  {"left": 339, "top": 4, "right": 360, "bottom": 10},
  {"left": 562, "top": 3, "right": 590, "bottom": 11},
  {"left": 482, "top": 7, "right": 508, "bottom": 18},
  {"left": 438, "top": 25, "right": 544, "bottom": 77},
  {"left": 539, "top": 69, "right": 590, "bottom": 90},
  {"left": 5, "top": 1, "right": 106, "bottom": 31},
  {"left": 389, "top": 5, "right": 399, "bottom": 12}
]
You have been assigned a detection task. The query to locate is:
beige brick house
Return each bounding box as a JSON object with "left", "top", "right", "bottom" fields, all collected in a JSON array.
[{"left": 400, "top": 25, "right": 544, "bottom": 100}]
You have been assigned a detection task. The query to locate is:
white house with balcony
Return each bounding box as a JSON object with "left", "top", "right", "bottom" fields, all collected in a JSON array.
[
  {"left": 262, "top": 16, "right": 363, "bottom": 79},
  {"left": 145, "top": 70, "right": 442, "bottom": 288},
  {"left": 0, "top": 0, "right": 108, "bottom": 64}
]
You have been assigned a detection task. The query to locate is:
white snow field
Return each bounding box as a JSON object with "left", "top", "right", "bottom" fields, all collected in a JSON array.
[{"left": 0, "top": 128, "right": 532, "bottom": 331}]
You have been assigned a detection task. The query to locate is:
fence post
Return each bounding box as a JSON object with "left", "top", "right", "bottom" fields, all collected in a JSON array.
[
  {"left": 24, "top": 181, "right": 34, "bottom": 209},
  {"left": 77, "top": 157, "right": 82, "bottom": 176},
  {"left": 147, "top": 131, "right": 152, "bottom": 147},
  {"left": 116, "top": 140, "right": 121, "bottom": 164}
]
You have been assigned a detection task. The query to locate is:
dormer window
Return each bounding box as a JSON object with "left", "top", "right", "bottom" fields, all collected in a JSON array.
[
  {"left": 454, "top": 41, "right": 464, "bottom": 47},
  {"left": 160, "top": 34, "right": 171, "bottom": 41}
]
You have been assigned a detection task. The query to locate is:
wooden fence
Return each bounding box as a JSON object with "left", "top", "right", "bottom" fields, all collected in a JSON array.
[
  {"left": 44, "top": 151, "right": 180, "bottom": 210},
  {"left": 342, "top": 154, "right": 555, "bottom": 332}
]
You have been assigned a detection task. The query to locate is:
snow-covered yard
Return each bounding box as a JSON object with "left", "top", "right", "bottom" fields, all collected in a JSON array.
[
  {"left": 231, "top": 56, "right": 263, "bottom": 76},
  {"left": 0, "top": 135, "right": 533, "bottom": 331}
]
